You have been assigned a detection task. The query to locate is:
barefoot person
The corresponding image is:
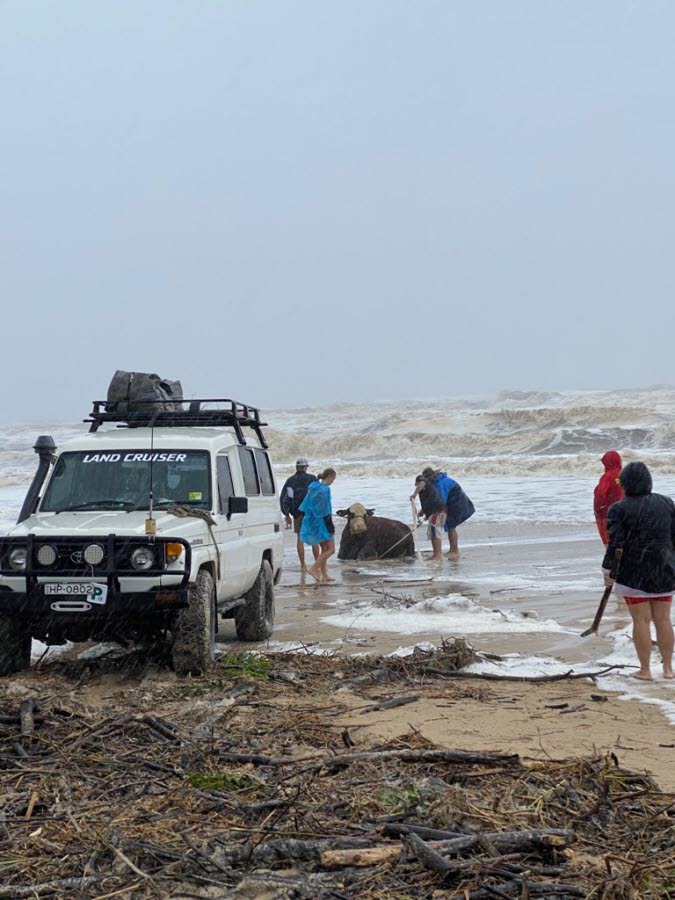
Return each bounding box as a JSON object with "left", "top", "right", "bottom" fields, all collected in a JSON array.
[
  {"left": 279, "top": 457, "right": 319, "bottom": 575},
  {"left": 299, "top": 467, "right": 337, "bottom": 582},
  {"left": 410, "top": 475, "right": 445, "bottom": 562},
  {"left": 594, "top": 450, "right": 624, "bottom": 545},
  {"left": 421, "top": 467, "right": 475, "bottom": 559},
  {"left": 603, "top": 461, "right": 675, "bottom": 681}
]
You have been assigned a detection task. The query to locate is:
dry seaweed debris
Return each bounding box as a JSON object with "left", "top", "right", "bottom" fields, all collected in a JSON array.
[{"left": 0, "top": 643, "right": 673, "bottom": 898}]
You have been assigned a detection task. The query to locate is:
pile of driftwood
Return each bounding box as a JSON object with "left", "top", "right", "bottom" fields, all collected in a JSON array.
[{"left": 0, "top": 642, "right": 673, "bottom": 898}]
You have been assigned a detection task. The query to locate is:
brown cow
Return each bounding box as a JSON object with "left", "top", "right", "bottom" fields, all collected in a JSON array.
[{"left": 336, "top": 503, "right": 415, "bottom": 560}]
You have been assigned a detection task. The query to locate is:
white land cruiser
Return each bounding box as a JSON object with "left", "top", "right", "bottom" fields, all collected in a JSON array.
[{"left": 0, "top": 399, "right": 283, "bottom": 676}]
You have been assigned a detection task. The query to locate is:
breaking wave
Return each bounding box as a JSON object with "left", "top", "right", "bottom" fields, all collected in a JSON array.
[
  {"left": 2, "top": 387, "right": 675, "bottom": 483},
  {"left": 263, "top": 387, "right": 675, "bottom": 477}
]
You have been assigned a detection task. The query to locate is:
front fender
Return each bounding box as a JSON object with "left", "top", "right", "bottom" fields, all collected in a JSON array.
[{"left": 188, "top": 544, "right": 218, "bottom": 582}]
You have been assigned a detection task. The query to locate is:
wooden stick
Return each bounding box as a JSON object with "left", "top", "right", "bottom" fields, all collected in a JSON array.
[
  {"left": 217, "top": 747, "right": 519, "bottom": 768},
  {"left": 0, "top": 877, "right": 101, "bottom": 898},
  {"left": 582, "top": 549, "right": 623, "bottom": 637},
  {"left": 384, "top": 823, "right": 469, "bottom": 841},
  {"left": 360, "top": 695, "right": 420, "bottom": 714},
  {"left": 581, "top": 586, "right": 613, "bottom": 637},
  {"left": 419, "top": 665, "right": 624, "bottom": 682},
  {"left": 402, "top": 831, "right": 456, "bottom": 873},
  {"left": 320, "top": 828, "right": 573, "bottom": 869}
]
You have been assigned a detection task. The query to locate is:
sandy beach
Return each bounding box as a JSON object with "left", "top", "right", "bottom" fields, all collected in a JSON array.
[{"left": 209, "top": 518, "right": 675, "bottom": 790}]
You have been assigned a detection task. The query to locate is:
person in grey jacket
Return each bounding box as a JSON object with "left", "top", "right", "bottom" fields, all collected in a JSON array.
[{"left": 280, "top": 457, "right": 319, "bottom": 575}]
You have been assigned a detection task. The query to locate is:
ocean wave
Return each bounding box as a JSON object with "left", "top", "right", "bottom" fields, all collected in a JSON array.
[
  {"left": 3, "top": 388, "right": 675, "bottom": 483},
  {"left": 486, "top": 404, "right": 645, "bottom": 427}
]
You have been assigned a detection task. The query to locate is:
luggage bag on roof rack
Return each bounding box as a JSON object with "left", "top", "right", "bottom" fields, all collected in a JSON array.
[{"left": 106, "top": 370, "right": 183, "bottom": 414}]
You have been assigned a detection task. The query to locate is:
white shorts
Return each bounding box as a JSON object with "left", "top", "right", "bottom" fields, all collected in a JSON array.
[{"left": 427, "top": 511, "right": 447, "bottom": 541}]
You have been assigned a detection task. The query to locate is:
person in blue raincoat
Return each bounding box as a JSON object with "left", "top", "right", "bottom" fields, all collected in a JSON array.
[
  {"left": 299, "top": 467, "right": 337, "bottom": 582},
  {"left": 421, "top": 467, "right": 475, "bottom": 559}
]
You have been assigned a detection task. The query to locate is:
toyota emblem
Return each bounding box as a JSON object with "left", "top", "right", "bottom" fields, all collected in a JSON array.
[{"left": 70, "top": 551, "right": 84, "bottom": 564}]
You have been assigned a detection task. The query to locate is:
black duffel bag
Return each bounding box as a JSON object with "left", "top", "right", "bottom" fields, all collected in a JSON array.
[{"left": 106, "top": 370, "right": 183, "bottom": 414}]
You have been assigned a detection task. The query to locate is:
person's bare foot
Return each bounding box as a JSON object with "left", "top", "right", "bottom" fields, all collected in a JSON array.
[
  {"left": 429, "top": 555, "right": 443, "bottom": 564},
  {"left": 306, "top": 566, "right": 322, "bottom": 583},
  {"left": 300, "top": 566, "right": 307, "bottom": 577},
  {"left": 446, "top": 551, "right": 460, "bottom": 560},
  {"left": 631, "top": 670, "right": 654, "bottom": 681},
  {"left": 664, "top": 670, "right": 675, "bottom": 679},
  {"left": 323, "top": 575, "right": 335, "bottom": 582}
]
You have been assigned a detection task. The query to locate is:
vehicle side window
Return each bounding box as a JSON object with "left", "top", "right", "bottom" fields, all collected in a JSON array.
[
  {"left": 254, "top": 449, "right": 275, "bottom": 496},
  {"left": 237, "top": 447, "right": 260, "bottom": 496},
  {"left": 217, "top": 455, "right": 235, "bottom": 514}
]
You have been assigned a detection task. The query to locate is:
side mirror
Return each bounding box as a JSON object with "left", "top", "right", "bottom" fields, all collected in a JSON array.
[{"left": 227, "top": 496, "right": 248, "bottom": 520}]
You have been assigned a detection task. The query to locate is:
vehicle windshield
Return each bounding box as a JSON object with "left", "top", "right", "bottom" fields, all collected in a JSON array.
[{"left": 41, "top": 450, "right": 211, "bottom": 512}]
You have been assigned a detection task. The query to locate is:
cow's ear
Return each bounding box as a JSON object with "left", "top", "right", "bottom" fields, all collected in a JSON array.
[
  {"left": 366, "top": 508, "right": 375, "bottom": 516},
  {"left": 336, "top": 509, "right": 348, "bottom": 518}
]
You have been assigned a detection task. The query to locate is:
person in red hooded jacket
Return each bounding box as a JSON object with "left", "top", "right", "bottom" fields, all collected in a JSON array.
[{"left": 594, "top": 451, "right": 624, "bottom": 545}]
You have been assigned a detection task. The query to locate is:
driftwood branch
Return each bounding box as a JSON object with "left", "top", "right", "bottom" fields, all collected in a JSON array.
[
  {"left": 318, "top": 748, "right": 520, "bottom": 768},
  {"left": 215, "top": 836, "right": 374, "bottom": 868},
  {"left": 320, "top": 828, "right": 573, "bottom": 869},
  {"left": 420, "top": 665, "right": 625, "bottom": 683},
  {"left": 384, "top": 823, "right": 469, "bottom": 840},
  {"left": 360, "top": 695, "right": 420, "bottom": 714},
  {"left": 0, "top": 876, "right": 101, "bottom": 898},
  {"left": 402, "top": 831, "right": 456, "bottom": 873},
  {"left": 217, "top": 747, "right": 519, "bottom": 769}
]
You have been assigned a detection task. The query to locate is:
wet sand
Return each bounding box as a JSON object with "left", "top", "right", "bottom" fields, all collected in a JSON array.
[{"left": 256, "top": 521, "right": 623, "bottom": 662}]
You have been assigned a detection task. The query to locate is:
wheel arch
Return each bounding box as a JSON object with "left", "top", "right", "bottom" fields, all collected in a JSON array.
[{"left": 198, "top": 560, "right": 217, "bottom": 583}]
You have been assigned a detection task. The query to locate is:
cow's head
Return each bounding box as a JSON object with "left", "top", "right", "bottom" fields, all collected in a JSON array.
[{"left": 336, "top": 502, "right": 375, "bottom": 535}]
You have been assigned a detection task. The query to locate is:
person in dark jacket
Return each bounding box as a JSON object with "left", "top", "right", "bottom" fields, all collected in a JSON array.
[
  {"left": 602, "top": 461, "right": 675, "bottom": 681},
  {"left": 279, "top": 457, "right": 319, "bottom": 575},
  {"left": 594, "top": 450, "right": 624, "bottom": 545},
  {"left": 410, "top": 475, "right": 445, "bottom": 562},
  {"left": 421, "top": 467, "right": 475, "bottom": 559}
]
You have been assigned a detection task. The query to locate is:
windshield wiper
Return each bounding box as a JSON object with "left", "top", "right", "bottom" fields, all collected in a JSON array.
[{"left": 57, "top": 500, "right": 137, "bottom": 512}]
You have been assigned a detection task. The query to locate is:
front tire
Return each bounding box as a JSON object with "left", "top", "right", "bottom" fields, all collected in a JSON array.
[
  {"left": 235, "top": 559, "right": 275, "bottom": 641},
  {"left": 0, "top": 614, "right": 32, "bottom": 676},
  {"left": 171, "top": 568, "right": 216, "bottom": 676}
]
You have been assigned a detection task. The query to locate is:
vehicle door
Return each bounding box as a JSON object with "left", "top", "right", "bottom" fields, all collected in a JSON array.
[
  {"left": 236, "top": 445, "right": 269, "bottom": 585},
  {"left": 253, "top": 447, "right": 282, "bottom": 575},
  {"left": 214, "top": 452, "right": 248, "bottom": 600}
]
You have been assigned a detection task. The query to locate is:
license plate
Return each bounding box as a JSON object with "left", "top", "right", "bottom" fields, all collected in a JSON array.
[{"left": 44, "top": 583, "right": 107, "bottom": 605}]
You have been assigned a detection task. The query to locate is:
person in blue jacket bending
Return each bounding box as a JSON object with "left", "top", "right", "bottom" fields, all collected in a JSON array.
[{"left": 421, "top": 467, "right": 475, "bottom": 559}]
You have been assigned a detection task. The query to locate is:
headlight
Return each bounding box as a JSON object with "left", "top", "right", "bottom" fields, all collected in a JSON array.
[
  {"left": 36, "top": 544, "right": 57, "bottom": 566},
  {"left": 8, "top": 548, "right": 27, "bottom": 571},
  {"left": 84, "top": 543, "right": 105, "bottom": 566},
  {"left": 130, "top": 546, "right": 156, "bottom": 571}
]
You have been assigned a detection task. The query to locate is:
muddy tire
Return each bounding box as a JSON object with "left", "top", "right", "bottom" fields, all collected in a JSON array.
[
  {"left": 0, "top": 614, "right": 31, "bottom": 676},
  {"left": 171, "top": 568, "right": 216, "bottom": 676},
  {"left": 235, "top": 559, "right": 275, "bottom": 641}
]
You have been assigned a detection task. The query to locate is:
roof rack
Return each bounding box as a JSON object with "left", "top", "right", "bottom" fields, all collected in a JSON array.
[{"left": 84, "top": 399, "right": 269, "bottom": 448}]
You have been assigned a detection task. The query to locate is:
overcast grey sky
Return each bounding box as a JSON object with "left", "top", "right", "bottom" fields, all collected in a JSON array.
[{"left": 2, "top": 1, "right": 675, "bottom": 420}]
